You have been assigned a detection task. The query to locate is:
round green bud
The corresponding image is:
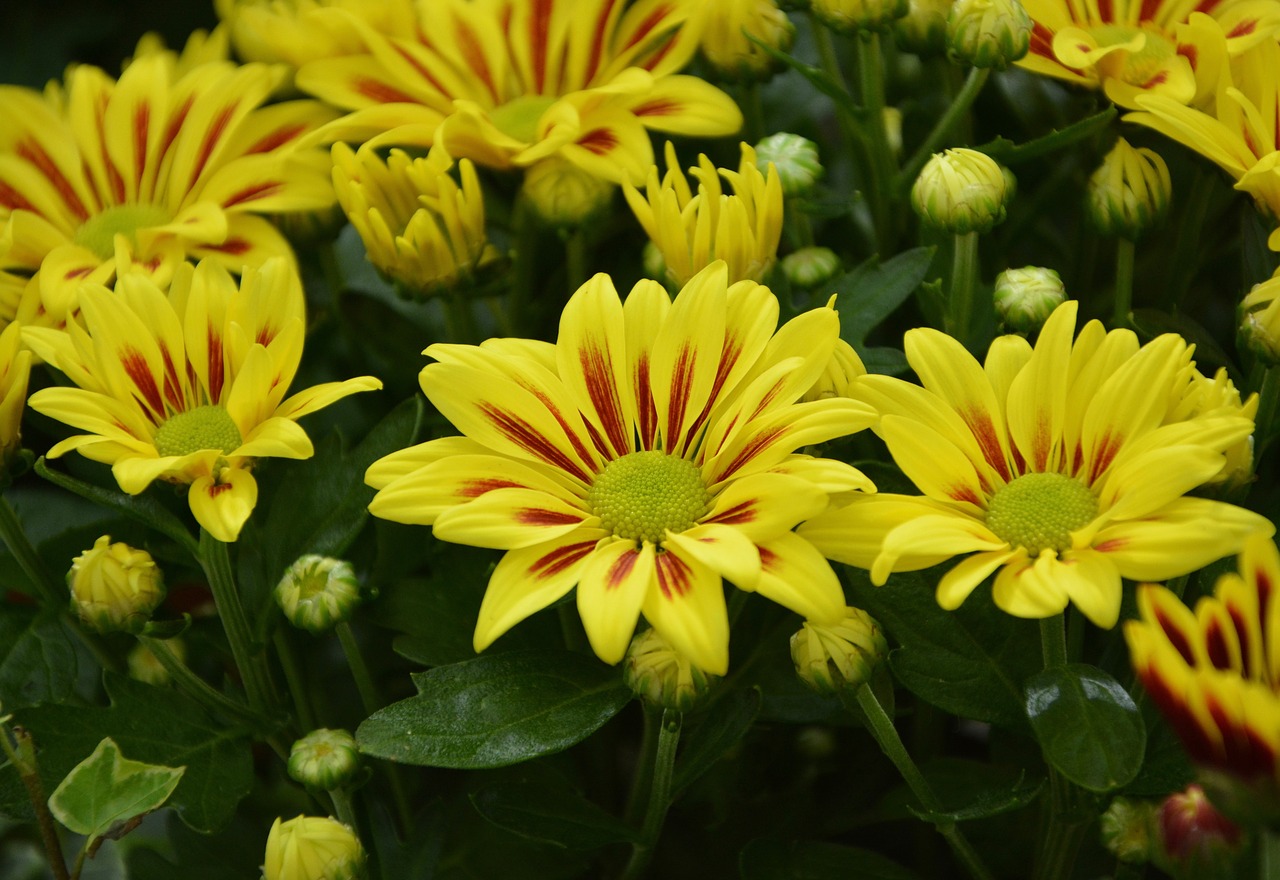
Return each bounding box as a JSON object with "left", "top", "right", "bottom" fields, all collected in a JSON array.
[
  {"left": 623, "top": 628, "right": 718, "bottom": 712},
  {"left": 895, "top": 0, "right": 953, "bottom": 55},
  {"left": 911, "top": 148, "right": 1009, "bottom": 234},
  {"left": 288, "top": 729, "right": 361, "bottom": 791},
  {"left": 522, "top": 157, "right": 614, "bottom": 229},
  {"left": 275, "top": 555, "right": 361, "bottom": 634},
  {"left": 993, "top": 266, "right": 1067, "bottom": 333},
  {"left": 754, "top": 133, "right": 824, "bottom": 197},
  {"left": 812, "top": 0, "right": 909, "bottom": 34},
  {"left": 946, "top": 0, "right": 1032, "bottom": 70},
  {"left": 1100, "top": 797, "right": 1157, "bottom": 865},
  {"left": 781, "top": 246, "right": 842, "bottom": 288},
  {"left": 790, "top": 606, "right": 888, "bottom": 695},
  {"left": 1086, "top": 138, "right": 1172, "bottom": 240},
  {"left": 67, "top": 536, "right": 165, "bottom": 634},
  {"left": 262, "top": 815, "right": 366, "bottom": 880},
  {"left": 127, "top": 637, "right": 185, "bottom": 687}
]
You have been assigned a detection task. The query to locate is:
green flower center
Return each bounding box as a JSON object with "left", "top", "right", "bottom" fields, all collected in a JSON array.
[
  {"left": 154, "top": 405, "right": 243, "bottom": 458},
  {"left": 489, "top": 95, "right": 556, "bottom": 145},
  {"left": 984, "top": 472, "right": 1098, "bottom": 556},
  {"left": 73, "top": 204, "right": 171, "bottom": 261},
  {"left": 1089, "top": 24, "right": 1176, "bottom": 84},
  {"left": 587, "top": 451, "right": 711, "bottom": 544}
]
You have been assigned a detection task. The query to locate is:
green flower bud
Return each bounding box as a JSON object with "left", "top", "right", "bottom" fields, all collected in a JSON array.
[
  {"left": 993, "top": 266, "right": 1067, "bottom": 333},
  {"left": 127, "top": 637, "right": 185, "bottom": 687},
  {"left": 1100, "top": 797, "right": 1157, "bottom": 865},
  {"left": 894, "top": 0, "right": 953, "bottom": 55},
  {"left": 790, "top": 606, "right": 887, "bottom": 695},
  {"left": 275, "top": 555, "right": 361, "bottom": 634},
  {"left": 67, "top": 536, "right": 164, "bottom": 634},
  {"left": 946, "top": 0, "right": 1032, "bottom": 69},
  {"left": 781, "top": 247, "right": 842, "bottom": 288},
  {"left": 812, "top": 0, "right": 909, "bottom": 34},
  {"left": 911, "top": 148, "right": 1009, "bottom": 234},
  {"left": 754, "top": 133, "right": 824, "bottom": 197},
  {"left": 521, "top": 157, "right": 614, "bottom": 229},
  {"left": 262, "top": 815, "right": 366, "bottom": 880},
  {"left": 803, "top": 336, "right": 868, "bottom": 402},
  {"left": 1086, "top": 138, "right": 1172, "bottom": 240},
  {"left": 288, "top": 729, "right": 361, "bottom": 791},
  {"left": 623, "top": 628, "right": 718, "bottom": 712}
]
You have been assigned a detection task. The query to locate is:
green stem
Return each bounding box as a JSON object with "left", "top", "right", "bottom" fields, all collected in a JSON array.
[
  {"left": 566, "top": 226, "right": 590, "bottom": 297},
  {"left": 898, "top": 67, "right": 991, "bottom": 193},
  {"left": 621, "top": 709, "right": 682, "bottom": 880},
  {"left": 947, "top": 231, "right": 980, "bottom": 349},
  {"left": 623, "top": 708, "right": 661, "bottom": 827},
  {"left": 330, "top": 787, "right": 359, "bottom": 831},
  {"left": 850, "top": 686, "right": 996, "bottom": 880},
  {"left": 1113, "top": 237, "right": 1135, "bottom": 328},
  {"left": 198, "top": 530, "right": 277, "bottom": 714},
  {"left": 856, "top": 32, "right": 896, "bottom": 249},
  {"left": 0, "top": 494, "right": 64, "bottom": 607},
  {"left": 1040, "top": 615, "right": 1068, "bottom": 669},
  {"left": 509, "top": 198, "right": 539, "bottom": 336},
  {"left": 741, "top": 81, "right": 766, "bottom": 144},
  {"left": 1167, "top": 166, "right": 1215, "bottom": 308},
  {"left": 1034, "top": 614, "right": 1089, "bottom": 880},
  {"left": 786, "top": 200, "right": 815, "bottom": 250},
  {"left": 1, "top": 724, "right": 71, "bottom": 880},
  {"left": 274, "top": 630, "right": 317, "bottom": 733},
  {"left": 70, "top": 847, "right": 87, "bottom": 880},
  {"left": 441, "top": 290, "right": 480, "bottom": 345},
  {"left": 1262, "top": 827, "right": 1280, "bottom": 880},
  {"left": 139, "top": 636, "right": 261, "bottom": 725},
  {"left": 1253, "top": 364, "right": 1280, "bottom": 459}
]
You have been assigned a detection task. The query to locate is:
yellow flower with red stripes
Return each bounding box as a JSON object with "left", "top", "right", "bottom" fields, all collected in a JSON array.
[
  {"left": 24, "top": 258, "right": 381, "bottom": 542},
  {"left": 365, "top": 262, "right": 876, "bottom": 674}
]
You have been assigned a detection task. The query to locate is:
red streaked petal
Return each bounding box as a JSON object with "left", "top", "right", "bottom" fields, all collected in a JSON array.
[
  {"left": 642, "top": 547, "right": 729, "bottom": 675},
  {"left": 577, "top": 539, "right": 656, "bottom": 664},
  {"left": 433, "top": 487, "right": 592, "bottom": 549},
  {"left": 557, "top": 273, "right": 636, "bottom": 459}
]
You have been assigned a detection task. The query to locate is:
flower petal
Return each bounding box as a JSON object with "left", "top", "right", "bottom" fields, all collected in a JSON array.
[
  {"left": 642, "top": 546, "right": 730, "bottom": 675},
  {"left": 433, "top": 487, "right": 592, "bottom": 549},
  {"left": 876, "top": 514, "right": 1006, "bottom": 586},
  {"left": 754, "top": 532, "right": 846, "bottom": 624},
  {"left": 664, "top": 523, "right": 761, "bottom": 590},
  {"left": 189, "top": 466, "right": 258, "bottom": 542},
  {"left": 577, "top": 539, "right": 656, "bottom": 664},
  {"left": 936, "top": 550, "right": 1020, "bottom": 610},
  {"left": 702, "top": 471, "right": 828, "bottom": 541},
  {"left": 557, "top": 272, "right": 637, "bottom": 459},
  {"left": 990, "top": 551, "right": 1070, "bottom": 619}
]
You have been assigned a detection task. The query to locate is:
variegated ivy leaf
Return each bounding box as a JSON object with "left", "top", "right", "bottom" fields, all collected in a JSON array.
[{"left": 48, "top": 737, "right": 185, "bottom": 844}]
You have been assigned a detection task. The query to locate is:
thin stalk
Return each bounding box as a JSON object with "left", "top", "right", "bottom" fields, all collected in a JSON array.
[
  {"left": 1040, "top": 615, "right": 1068, "bottom": 669},
  {"left": 1112, "top": 237, "right": 1135, "bottom": 328},
  {"left": 898, "top": 67, "right": 990, "bottom": 192},
  {"left": 0, "top": 494, "right": 64, "bottom": 606},
  {"left": 1, "top": 724, "right": 71, "bottom": 880},
  {"left": 441, "top": 290, "right": 480, "bottom": 345},
  {"left": 1253, "top": 364, "right": 1280, "bottom": 459},
  {"left": 947, "top": 231, "right": 980, "bottom": 349},
  {"left": 621, "top": 709, "right": 683, "bottom": 880},
  {"left": 1166, "top": 167, "right": 1215, "bottom": 307},
  {"left": 330, "top": 787, "right": 359, "bottom": 831},
  {"left": 139, "top": 636, "right": 261, "bottom": 725},
  {"left": 508, "top": 198, "right": 539, "bottom": 335},
  {"left": 274, "top": 629, "right": 318, "bottom": 733},
  {"left": 786, "top": 200, "right": 815, "bottom": 250},
  {"left": 849, "top": 686, "right": 996, "bottom": 880},
  {"left": 566, "top": 226, "right": 590, "bottom": 297},
  {"left": 198, "top": 530, "right": 277, "bottom": 714},
  {"left": 1262, "top": 827, "right": 1280, "bottom": 880},
  {"left": 856, "top": 32, "right": 896, "bottom": 248},
  {"left": 1034, "top": 613, "right": 1089, "bottom": 880},
  {"left": 623, "top": 708, "right": 662, "bottom": 827},
  {"left": 741, "top": 81, "right": 766, "bottom": 144}
]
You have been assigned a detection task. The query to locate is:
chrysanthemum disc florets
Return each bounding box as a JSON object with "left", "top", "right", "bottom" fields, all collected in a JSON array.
[
  {"left": 154, "top": 406, "right": 243, "bottom": 458},
  {"left": 985, "top": 473, "right": 1098, "bottom": 556},
  {"left": 587, "top": 451, "right": 710, "bottom": 544},
  {"left": 74, "top": 205, "right": 172, "bottom": 260}
]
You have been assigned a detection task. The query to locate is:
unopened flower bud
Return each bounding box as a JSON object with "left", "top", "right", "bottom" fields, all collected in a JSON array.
[
  {"left": 791, "top": 606, "right": 887, "bottom": 695},
  {"left": 812, "top": 0, "right": 909, "bottom": 34},
  {"left": 911, "top": 148, "right": 1009, "bottom": 234},
  {"left": 1240, "top": 270, "right": 1280, "bottom": 364},
  {"left": 275, "top": 556, "right": 361, "bottom": 634},
  {"left": 701, "top": 0, "right": 795, "bottom": 81},
  {"left": 895, "top": 0, "right": 953, "bottom": 55},
  {"left": 755, "top": 133, "right": 823, "bottom": 197},
  {"left": 1086, "top": 138, "right": 1171, "bottom": 240},
  {"left": 68, "top": 536, "right": 164, "bottom": 634},
  {"left": 522, "top": 157, "right": 614, "bottom": 228},
  {"left": 623, "top": 628, "right": 718, "bottom": 712},
  {"left": 262, "top": 815, "right": 366, "bottom": 880},
  {"left": 804, "top": 336, "right": 868, "bottom": 401},
  {"left": 994, "top": 266, "right": 1067, "bottom": 332},
  {"left": 883, "top": 107, "right": 904, "bottom": 159},
  {"left": 1100, "top": 797, "right": 1157, "bottom": 864},
  {"left": 288, "top": 729, "right": 361, "bottom": 791},
  {"left": 127, "top": 637, "right": 186, "bottom": 687},
  {"left": 781, "top": 247, "right": 842, "bottom": 288},
  {"left": 1154, "top": 785, "right": 1243, "bottom": 879},
  {"left": 0, "top": 322, "right": 31, "bottom": 478},
  {"left": 946, "top": 0, "right": 1032, "bottom": 69}
]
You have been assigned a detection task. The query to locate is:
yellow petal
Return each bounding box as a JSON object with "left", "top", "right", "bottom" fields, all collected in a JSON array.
[
  {"left": 189, "top": 466, "right": 258, "bottom": 542},
  {"left": 576, "top": 539, "right": 656, "bottom": 664},
  {"left": 641, "top": 546, "right": 729, "bottom": 675}
]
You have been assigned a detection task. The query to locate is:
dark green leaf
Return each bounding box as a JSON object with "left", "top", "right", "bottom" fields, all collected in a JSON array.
[
  {"left": 739, "top": 839, "right": 922, "bottom": 880},
  {"left": 1025, "top": 663, "right": 1146, "bottom": 792},
  {"left": 673, "top": 687, "right": 762, "bottom": 794},
  {"left": 1130, "top": 308, "right": 1240, "bottom": 381},
  {"left": 859, "top": 347, "right": 910, "bottom": 376},
  {"left": 906, "top": 769, "right": 1043, "bottom": 823},
  {"left": 356, "top": 650, "right": 630, "bottom": 768},
  {"left": 976, "top": 107, "right": 1117, "bottom": 165},
  {"left": 1121, "top": 713, "right": 1193, "bottom": 798},
  {"left": 8, "top": 673, "right": 252, "bottom": 832},
  {"left": 469, "top": 781, "right": 641, "bottom": 850},
  {"left": 126, "top": 813, "right": 266, "bottom": 880},
  {"left": 0, "top": 605, "right": 77, "bottom": 710},
  {"left": 831, "top": 247, "right": 937, "bottom": 347}
]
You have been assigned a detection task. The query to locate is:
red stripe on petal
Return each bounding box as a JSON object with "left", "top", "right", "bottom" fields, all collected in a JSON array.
[
  {"left": 479, "top": 402, "right": 592, "bottom": 482},
  {"left": 222, "top": 181, "right": 282, "bottom": 208},
  {"left": 1098, "top": 0, "right": 1113, "bottom": 21},
  {"left": 1029, "top": 22, "right": 1056, "bottom": 59},
  {"left": 655, "top": 549, "right": 692, "bottom": 598},
  {"left": 207, "top": 328, "right": 225, "bottom": 403},
  {"left": 355, "top": 77, "right": 419, "bottom": 105},
  {"left": 529, "top": 0, "right": 553, "bottom": 93},
  {"left": 522, "top": 384, "right": 599, "bottom": 472},
  {"left": 578, "top": 128, "right": 619, "bottom": 155},
  {"left": 0, "top": 181, "right": 36, "bottom": 213},
  {"left": 189, "top": 104, "right": 238, "bottom": 191},
  {"left": 962, "top": 407, "right": 1012, "bottom": 482},
  {"left": 665, "top": 344, "right": 696, "bottom": 451},
  {"left": 132, "top": 103, "right": 151, "bottom": 190},
  {"left": 1139, "top": 0, "right": 1161, "bottom": 20},
  {"left": 454, "top": 19, "right": 500, "bottom": 103},
  {"left": 716, "top": 426, "right": 787, "bottom": 481},
  {"left": 624, "top": 5, "right": 673, "bottom": 50},
  {"left": 633, "top": 98, "right": 679, "bottom": 118},
  {"left": 580, "top": 343, "right": 629, "bottom": 456},
  {"left": 17, "top": 138, "right": 90, "bottom": 221},
  {"left": 204, "top": 237, "right": 251, "bottom": 255},
  {"left": 949, "top": 486, "right": 982, "bottom": 505},
  {"left": 1089, "top": 431, "right": 1122, "bottom": 483},
  {"left": 531, "top": 540, "right": 596, "bottom": 578},
  {"left": 120, "top": 347, "right": 164, "bottom": 415},
  {"left": 707, "top": 499, "right": 755, "bottom": 526},
  {"left": 1140, "top": 666, "right": 1217, "bottom": 763},
  {"left": 1204, "top": 617, "right": 1232, "bottom": 671},
  {"left": 759, "top": 545, "right": 779, "bottom": 570},
  {"left": 460, "top": 478, "right": 523, "bottom": 498},
  {"left": 160, "top": 95, "right": 195, "bottom": 167},
  {"left": 634, "top": 354, "right": 659, "bottom": 450},
  {"left": 516, "top": 507, "right": 583, "bottom": 526},
  {"left": 1226, "top": 605, "right": 1254, "bottom": 678},
  {"left": 247, "top": 124, "right": 308, "bottom": 154},
  {"left": 1154, "top": 608, "right": 1197, "bottom": 665},
  {"left": 1226, "top": 18, "right": 1257, "bottom": 36},
  {"left": 606, "top": 547, "right": 642, "bottom": 589},
  {"left": 583, "top": 0, "right": 621, "bottom": 83},
  {"left": 159, "top": 343, "right": 185, "bottom": 411}
]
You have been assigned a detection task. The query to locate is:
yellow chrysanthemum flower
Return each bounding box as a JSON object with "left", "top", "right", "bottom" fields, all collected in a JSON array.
[
  {"left": 24, "top": 258, "right": 381, "bottom": 543},
  {"left": 0, "top": 321, "right": 32, "bottom": 470},
  {"left": 699, "top": 0, "right": 795, "bottom": 79},
  {"left": 1241, "top": 268, "right": 1280, "bottom": 360},
  {"left": 1018, "top": 0, "right": 1280, "bottom": 108},
  {"left": 215, "top": 0, "right": 418, "bottom": 69},
  {"left": 799, "top": 300, "right": 1273, "bottom": 629},
  {"left": 1126, "top": 37, "right": 1280, "bottom": 249},
  {"left": 1126, "top": 532, "right": 1280, "bottom": 822},
  {"left": 0, "top": 54, "right": 339, "bottom": 330},
  {"left": 623, "top": 142, "right": 784, "bottom": 287},
  {"left": 365, "top": 262, "right": 877, "bottom": 674},
  {"left": 294, "top": 0, "right": 742, "bottom": 185},
  {"left": 331, "top": 143, "right": 498, "bottom": 297}
]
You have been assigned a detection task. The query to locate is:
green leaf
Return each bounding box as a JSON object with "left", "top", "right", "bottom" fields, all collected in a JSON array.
[
  {"left": 673, "top": 687, "right": 762, "bottom": 794},
  {"left": 846, "top": 567, "right": 1041, "bottom": 727},
  {"left": 859, "top": 347, "right": 910, "bottom": 377},
  {"left": 126, "top": 812, "right": 269, "bottom": 880},
  {"left": 976, "top": 106, "right": 1117, "bottom": 166},
  {"left": 741, "top": 34, "right": 861, "bottom": 120},
  {"left": 47, "top": 737, "right": 184, "bottom": 846},
  {"left": 8, "top": 673, "right": 252, "bottom": 832},
  {"left": 831, "top": 247, "right": 937, "bottom": 347},
  {"left": 357, "top": 650, "right": 631, "bottom": 768},
  {"left": 739, "top": 839, "right": 922, "bottom": 880},
  {"left": 0, "top": 605, "right": 77, "bottom": 710},
  {"left": 905, "top": 768, "right": 1044, "bottom": 823},
  {"left": 1130, "top": 308, "right": 1240, "bottom": 382},
  {"left": 1025, "top": 663, "right": 1146, "bottom": 792},
  {"left": 469, "top": 781, "right": 641, "bottom": 850}
]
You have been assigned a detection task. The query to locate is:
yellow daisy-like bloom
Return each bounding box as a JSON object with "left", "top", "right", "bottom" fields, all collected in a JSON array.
[
  {"left": 799, "top": 300, "right": 1273, "bottom": 629},
  {"left": 215, "top": 0, "right": 417, "bottom": 69},
  {"left": 1125, "top": 532, "right": 1280, "bottom": 822},
  {"left": 1017, "top": 0, "right": 1280, "bottom": 109},
  {"left": 0, "top": 322, "right": 32, "bottom": 470},
  {"left": 331, "top": 142, "right": 498, "bottom": 297},
  {"left": 1127, "top": 37, "right": 1280, "bottom": 249},
  {"left": 294, "top": 0, "right": 742, "bottom": 185},
  {"left": 0, "top": 54, "right": 339, "bottom": 330},
  {"left": 365, "top": 262, "right": 877, "bottom": 674},
  {"left": 623, "top": 142, "right": 784, "bottom": 288},
  {"left": 24, "top": 258, "right": 382, "bottom": 543}
]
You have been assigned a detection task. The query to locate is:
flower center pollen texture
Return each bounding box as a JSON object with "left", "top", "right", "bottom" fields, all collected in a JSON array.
[
  {"left": 587, "top": 450, "right": 711, "bottom": 545},
  {"left": 984, "top": 472, "right": 1098, "bottom": 556},
  {"left": 154, "top": 405, "right": 243, "bottom": 458},
  {"left": 73, "top": 204, "right": 172, "bottom": 260}
]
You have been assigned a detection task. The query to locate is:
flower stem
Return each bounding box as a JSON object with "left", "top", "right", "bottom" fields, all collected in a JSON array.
[
  {"left": 273, "top": 629, "right": 318, "bottom": 733},
  {"left": 566, "top": 226, "right": 590, "bottom": 297},
  {"left": 138, "top": 635, "right": 262, "bottom": 725},
  {"left": 849, "top": 685, "right": 995, "bottom": 880},
  {"left": 741, "top": 81, "right": 766, "bottom": 144},
  {"left": 0, "top": 722, "right": 70, "bottom": 880},
  {"left": 0, "top": 494, "right": 64, "bottom": 607},
  {"left": 1039, "top": 615, "right": 1068, "bottom": 668},
  {"left": 1253, "top": 364, "right": 1280, "bottom": 459},
  {"left": 1034, "top": 613, "right": 1088, "bottom": 880},
  {"left": 1112, "top": 237, "right": 1135, "bottom": 328},
  {"left": 198, "top": 530, "right": 277, "bottom": 714},
  {"left": 947, "top": 231, "right": 981, "bottom": 349},
  {"left": 621, "top": 709, "right": 682, "bottom": 880},
  {"left": 856, "top": 31, "right": 896, "bottom": 248},
  {"left": 898, "top": 67, "right": 990, "bottom": 193}
]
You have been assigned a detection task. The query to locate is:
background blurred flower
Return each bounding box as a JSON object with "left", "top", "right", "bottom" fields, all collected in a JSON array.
[
  {"left": 700, "top": 0, "right": 795, "bottom": 78},
  {"left": 215, "top": 0, "right": 416, "bottom": 69},
  {"left": 1085, "top": 138, "right": 1172, "bottom": 239}
]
